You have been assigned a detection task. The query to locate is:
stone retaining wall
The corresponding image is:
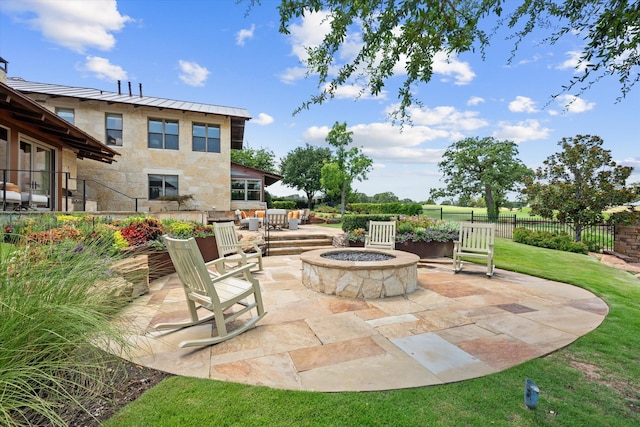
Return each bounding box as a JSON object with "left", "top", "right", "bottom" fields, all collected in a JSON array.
[{"left": 614, "top": 225, "right": 640, "bottom": 263}]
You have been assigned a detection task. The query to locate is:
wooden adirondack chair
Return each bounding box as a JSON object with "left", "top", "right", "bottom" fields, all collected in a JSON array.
[
  {"left": 365, "top": 220, "right": 396, "bottom": 250},
  {"left": 453, "top": 221, "right": 496, "bottom": 277},
  {"left": 154, "top": 235, "right": 266, "bottom": 348},
  {"left": 213, "top": 221, "right": 263, "bottom": 272}
]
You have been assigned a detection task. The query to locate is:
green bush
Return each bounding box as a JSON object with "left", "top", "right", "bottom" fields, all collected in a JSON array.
[
  {"left": 272, "top": 200, "right": 296, "bottom": 210},
  {"left": 314, "top": 204, "right": 338, "bottom": 214},
  {"left": 347, "top": 202, "right": 423, "bottom": 215},
  {"left": 342, "top": 214, "right": 396, "bottom": 231},
  {"left": 513, "top": 227, "right": 589, "bottom": 254}
]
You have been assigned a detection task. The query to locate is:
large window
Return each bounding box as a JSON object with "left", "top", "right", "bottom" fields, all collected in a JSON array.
[
  {"left": 148, "top": 119, "right": 179, "bottom": 150},
  {"left": 105, "top": 113, "right": 123, "bottom": 146},
  {"left": 192, "top": 123, "right": 220, "bottom": 153},
  {"left": 56, "top": 108, "right": 75, "bottom": 125},
  {"left": 231, "top": 179, "right": 261, "bottom": 201},
  {"left": 149, "top": 175, "right": 178, "bottom": 200}
]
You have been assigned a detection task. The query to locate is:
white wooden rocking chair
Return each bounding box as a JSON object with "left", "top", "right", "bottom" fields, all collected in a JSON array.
[
  {"left": 154, "top": 236, "right": 266, "bottom": 348},
  {"left": 453, "top": 221, "right": 496, "bottom": 277},
  {"left": 213, "top": 221, "right": 263, "bottom": 272},
  {"left": 365, "top": 220, "right": 396, "bottom": 250}
]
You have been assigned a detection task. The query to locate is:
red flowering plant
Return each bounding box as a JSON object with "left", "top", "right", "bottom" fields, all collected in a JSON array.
[{"left": 115, "top": 217, "right": 164, "bottom": 248}]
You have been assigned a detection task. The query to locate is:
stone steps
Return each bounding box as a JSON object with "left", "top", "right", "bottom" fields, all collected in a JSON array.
[{"left": 264, "top": 232, "right": 337, "bottom": 256}]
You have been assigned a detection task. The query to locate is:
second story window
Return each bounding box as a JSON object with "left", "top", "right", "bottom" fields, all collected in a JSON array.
[
  {"left": 192, "top": 123, "right": 220, "bottom": 153},
  {"left": 56, "top": 108, "right": 75, "bottom": 125},
  {"left": 106, "top": 113, "right": 123, "bottom": 146},
  {"left": 148, "top": 119, "right": 179, "bottom": 150}
]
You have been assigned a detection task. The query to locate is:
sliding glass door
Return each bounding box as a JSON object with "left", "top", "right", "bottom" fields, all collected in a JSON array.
[{"left": 18, "top": 140, "right": 55, "bottom": 209}]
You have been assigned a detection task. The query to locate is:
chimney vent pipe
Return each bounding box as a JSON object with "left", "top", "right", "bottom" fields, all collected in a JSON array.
[
  {"left": 128, "top": 81, "right": 132, "bottom": 96},
  {"left": 139, "top": 83, "right": 143, "bottom": 97},
  {"left": 117, "top": 80, "right": 121, "bottom": 95}
]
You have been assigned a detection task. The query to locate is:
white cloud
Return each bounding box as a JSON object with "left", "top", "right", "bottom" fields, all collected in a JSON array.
[
  {"left": 518, "top": 54, "right": 541, "bottom": 65},
  {"left": 2, "top": 0, "right": 132, "bottom": 53},
  {"left": 556, "top": 50, "right": 589, "bottom": 74},
  {"left": 78, "top": 56, "right": 127, "bottom": 81},
  {"left": 557, "top": 94, "right": 596, "bottom": 113},
  {"left": 619, "top": 157, "right": 640, "bottom": 168},
  {"left": 432, "top": 51, "right": 475, "bottom": 85},
  {"left": 492, "top": 119, "right": 551, "bottom": 143},
  {"left": 302, "top": 121, "right": 447, "bottom": 165},
  {"left": 322, "top": 82, "right": 388, "bottom": 100},
  {"left": 236, "top": 24, "right": 255, "bottom": 46},
  {"left": 400, "top": 105, "right": 489, "bottom": 133},
  {"left": 278, "top": 66, "right": 308, "bottom": 84},
  {"left": 283, "top": 12, "right": 475, "bottom": 88},
  {"left": 252, "top": 113, "right": 274, "bottom": 126},
  {"left": 287, "top": 11, "right": 331, "bottom": 63},
  {"left": 178, "top": 60, "right": 209, "bottom": 86},
  {"left": 467, "top": 96, "right": 485, "bottom": 106},
  {"left": 509, "top": 96, "right": 538, "bottom": 113}
]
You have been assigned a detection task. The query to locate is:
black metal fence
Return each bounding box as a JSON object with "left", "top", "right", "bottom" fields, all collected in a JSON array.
[{"left": 423, "top": 208, "right": 615, "bottom": 252}]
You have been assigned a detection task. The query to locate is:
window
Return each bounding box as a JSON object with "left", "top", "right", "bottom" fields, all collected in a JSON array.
[
  {"left": 149, "top": 175, "right": 178, "bottom": 200},
  {"left": 192, "top": 123, "right": 220, "bottom": 153},
  {"left": 148, "top": 119, "right": 179, "bottom": 150},
  {"left": 105, "top": 113, "right": 123, "bottom": 146},
  {"left": 231, "top": 179, "right": 261, "bottom": 201},
  {"left": 56, "top": 108, "right": 75, "bottom": 125}
]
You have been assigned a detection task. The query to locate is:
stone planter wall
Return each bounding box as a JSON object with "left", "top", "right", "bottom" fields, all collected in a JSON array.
[
  {"left": 126, "top": 235, "right": 219, "bottom": 281},
  {"left": 396, "top": 240, "right": 454, "bottom": 259},
  {"left": 614, "top": 225, "right": 640, "bottom": 263},
  {"left": 349, "top": 239, "right": 453, "bottom": 258}
]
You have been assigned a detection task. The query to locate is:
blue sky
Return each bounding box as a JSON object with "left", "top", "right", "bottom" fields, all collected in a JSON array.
[{"left": 1, "top": 0, "right": 638, "bottom": 202}]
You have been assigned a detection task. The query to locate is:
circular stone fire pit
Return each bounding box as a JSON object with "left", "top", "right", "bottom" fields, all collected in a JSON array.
[{"left": 300, "top": 248, "right": 419, "bottom": 298}]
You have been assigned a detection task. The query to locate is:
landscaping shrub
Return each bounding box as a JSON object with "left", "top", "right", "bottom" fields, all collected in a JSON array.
[
  {"left": 347, "top": 202, "right": 423, "bottom": 215},
  {"left": 272, "top": 200, "right": 296, "bottom": 210},
  {"left": 513, "top": 227, "right": 589, "bottom": 254},
  {"left": 342, "top": 214, "right": 396, "bottom": 231},
  {"left": 343, "top": 215, "right": 459, "bottom": 243}
]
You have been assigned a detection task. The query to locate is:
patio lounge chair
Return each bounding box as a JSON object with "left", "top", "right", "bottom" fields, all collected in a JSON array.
[
  {"left": 365, "top": 220, "right": 396, "bottom": 250},
  {"left": 213, "top": 221, "right": 263, "bottom": 272},
  {"left": 453, "top": 221, "right": 496, "bottom": 277},
  {"left": 155, "top": 235, "right": 266, "bottom": 348},
  {"left": 266, "top": 208, "right": 288, "bottom": 230}
]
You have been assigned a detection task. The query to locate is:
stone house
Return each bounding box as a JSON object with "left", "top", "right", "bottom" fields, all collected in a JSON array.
[
  {"left": 0, "top": 58, "right": 119, "bottom": 212},
  {"left": 4, "top": 66, "right": 277, "bottom": 214}
]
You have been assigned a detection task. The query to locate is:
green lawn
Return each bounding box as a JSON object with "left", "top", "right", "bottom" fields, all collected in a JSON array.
[{"left": 105, "top": 239, "right": 640, "bottom": 426}]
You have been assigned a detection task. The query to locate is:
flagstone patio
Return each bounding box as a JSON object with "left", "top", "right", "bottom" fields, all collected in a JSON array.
[{"left": 112, "top": 250, "right": 608, "bottom": 392}]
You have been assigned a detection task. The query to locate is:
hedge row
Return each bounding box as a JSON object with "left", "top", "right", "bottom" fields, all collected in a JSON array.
[
  {"left": 513, "top": 227, "right": 589, "bottom": 254},
  {"left": 342, "top": 214, "right": 397, "bottom": 231},
  {"left": 346, "top": 203, "right": 423, "bottom": 215}
]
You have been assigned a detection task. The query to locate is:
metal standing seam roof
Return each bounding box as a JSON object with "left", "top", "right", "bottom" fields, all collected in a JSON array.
[{"left": 5, "top": 78, "right": 252, "bottom": 120}]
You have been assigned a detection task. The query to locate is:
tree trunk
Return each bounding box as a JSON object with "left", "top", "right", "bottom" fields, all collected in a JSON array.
[
  {"left": 340, "top": 184, "right": 347, "bottom": 216},
  {"left": 485, "top": 186, "right": 497, "bottom": 221},
  {"left": 305, "top": 191, "right": 314, "bottom": 209},
  {"left": 574, "top": 224, "right": 583, "bottom": 242}
]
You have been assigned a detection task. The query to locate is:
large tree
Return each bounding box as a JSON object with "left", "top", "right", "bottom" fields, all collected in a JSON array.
[
  {"left": 522, "top": 134, "right": 638, "bottom": 241},
  {"left": 431, "top": 137, "right": 533, "bottom": 219},
  {"left": 256, "top": 0, "right": 640, "bottom": 120},
  {"left": 279, "top": 144, "right": 332, "bottom": 208},
  {"left": 231, "top": 147, "right": 277, "bottom": 173},
  {"left": 321, "top": 121, "right": 373, "bottom": 215}
]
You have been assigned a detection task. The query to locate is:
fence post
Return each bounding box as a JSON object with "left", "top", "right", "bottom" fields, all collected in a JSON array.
[
  {"left": 440, "top": 207, "right": 443, "bottom": 220},
  {"left": 471, "top": 211, "right": 474, "bottom": 223}
]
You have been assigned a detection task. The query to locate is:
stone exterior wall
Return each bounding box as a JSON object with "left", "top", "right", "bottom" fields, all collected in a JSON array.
[
  {"left": 614, "top": 225, "right": 640, "bottom": 263},
  {"left": 35, "top": 96, "right": 233, "bottom": 212}
]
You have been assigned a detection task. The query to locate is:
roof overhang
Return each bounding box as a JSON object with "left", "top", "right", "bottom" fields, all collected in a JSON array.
[{"left": 0, "top": 81, "right": 119, "bottom": 163}]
